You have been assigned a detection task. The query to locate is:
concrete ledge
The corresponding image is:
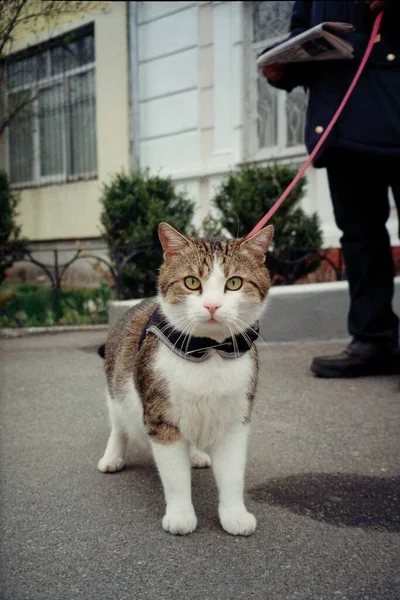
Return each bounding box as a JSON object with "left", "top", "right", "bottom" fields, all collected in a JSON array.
[
  {"left": 0, "top": 324, "right": 108, "bottom": 338},
  {"left": 107, "top": 278, "right": 400, "bottom": 342},
  {"left": 260, "top": 281, "right": 350, "bottom": 342},
  {"left": 108, "top": 299, "right": 143, "bottom": 330}
]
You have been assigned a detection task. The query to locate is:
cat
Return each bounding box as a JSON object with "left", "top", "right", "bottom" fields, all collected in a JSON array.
[{"left": 98, "top": 222, "right": 274, "bottom": 536}]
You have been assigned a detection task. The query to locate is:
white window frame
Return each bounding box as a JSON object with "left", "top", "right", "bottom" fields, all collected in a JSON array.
[
  {"left": 244, "top": 1, "right": 308, "bottom": 164},
  {"left": 6, "top": 30, "right": 96, "bottom": 189}
]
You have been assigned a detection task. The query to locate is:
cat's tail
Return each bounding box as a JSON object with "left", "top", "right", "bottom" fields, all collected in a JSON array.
[{"left": 98, "top": 343, "right": 106, "bottom": 359}]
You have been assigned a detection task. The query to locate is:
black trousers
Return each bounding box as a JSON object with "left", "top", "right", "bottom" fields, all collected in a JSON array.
[{"left": 325, "top": 149, "right": 400, "bottom": 347}]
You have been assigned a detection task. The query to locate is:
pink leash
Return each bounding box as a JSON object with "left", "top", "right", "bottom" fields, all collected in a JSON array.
[{"left": 246, "top": 11, "right": 384, "bottom": 238}]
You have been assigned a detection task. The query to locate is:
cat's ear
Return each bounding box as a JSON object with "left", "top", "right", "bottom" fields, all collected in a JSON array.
[
  {"left": 241, "top": 225, "right": 274, "bottom": 259},
  {"left": 158, "top": 222, "right": 190, "bottom": 256}
]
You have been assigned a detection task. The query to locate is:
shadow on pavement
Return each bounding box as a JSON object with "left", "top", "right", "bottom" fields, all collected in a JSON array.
[
  {"left": 79, "top": 344, "right": 105, "bottom": 354},
  {"left": 250, "top": 473, "right": 400, "bottom": 532}
]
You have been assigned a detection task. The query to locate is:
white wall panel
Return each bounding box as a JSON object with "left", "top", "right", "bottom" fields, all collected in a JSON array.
[
  {"left": 231, "top": 0, "right": 244, "bottom": 44},
  {"left": 139, "top": 6, "right": 197, "bottom": 62},
  {"left": 139, "top": 48, "right": 197, "bottom": 100},
  {"left": 138, "top": 2, "right": 195, "bottom": 25},
  {"left": 141, "top": 90, "right": 197, "bottom": 139},
  {"left": 141, "top": 131, "right": 199, "bottom": 172},
  {"left": 212, "top": 2, "right": 233, "bottom": 155},
  {"left": 174, "top": 179, "right": 201, "bottom": 226}
]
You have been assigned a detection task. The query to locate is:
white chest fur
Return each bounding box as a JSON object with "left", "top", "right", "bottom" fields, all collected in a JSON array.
[{"left": 154, "top": 344, "right": 254, "bottom": 449}]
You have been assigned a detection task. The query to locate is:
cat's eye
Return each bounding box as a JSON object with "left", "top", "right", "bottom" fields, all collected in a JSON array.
[
  {"left": 225, "top": 276, "right": 243, "bottom": 291},
  {"left": 184, "top": 276, "right": 201, "bottom": 291}
]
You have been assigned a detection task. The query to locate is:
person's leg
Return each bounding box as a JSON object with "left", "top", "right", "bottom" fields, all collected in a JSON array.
[{"left": 311, "top": 149, "right": 400, "bottom": 377}]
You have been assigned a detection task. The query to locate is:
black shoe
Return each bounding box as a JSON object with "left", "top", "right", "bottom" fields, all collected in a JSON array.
[{"left": 311, "top": 340, "right": 400, "bottom": 378}]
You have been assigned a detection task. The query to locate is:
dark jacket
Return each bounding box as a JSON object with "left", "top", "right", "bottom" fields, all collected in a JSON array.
[{"left": 264, "top": 0, "right": 400, "bottom": 167}]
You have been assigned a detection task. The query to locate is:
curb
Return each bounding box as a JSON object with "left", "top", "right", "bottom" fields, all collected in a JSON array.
[
  {"left": 5, "top": 277, "right": 400, "bottom": 343},
  {"left": 260, "top": 280, "right": 350, "bottom": 342},
  {"left": 0, "top": 324, "right": 109, "bottom": 338},
  {"left": 262, "top": 278, "right": 400, "bottom": 342},
  {"left": 107, "top": 277, "right": 400, "bottom": 343}
]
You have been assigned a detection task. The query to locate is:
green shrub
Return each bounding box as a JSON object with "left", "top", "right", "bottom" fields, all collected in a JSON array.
[
  {"left": 0, "top": 284, "right": 112, "bottom": 327},
  {"left": 0, "top": 169, "right": 27, "bottom": 284},
  {"left": 100, "top": 170, "right": 197, "bottom": 299},
  {"left": 209, "top": 163, "right": 323, "bottom": 283}
]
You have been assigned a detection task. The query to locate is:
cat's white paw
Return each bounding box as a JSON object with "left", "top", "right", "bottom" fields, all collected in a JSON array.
[
  {"left": 97, "top": 455, "right": 125, "bottom": 473},
  {"left": 190, "top": 449, "right": 211, "bottom": 468},
  {"left": 162, "top": 509, "right": 198, "bottom": 535},
  {"left": 219, "top": 507, "right": 257, "bottom": 536}
]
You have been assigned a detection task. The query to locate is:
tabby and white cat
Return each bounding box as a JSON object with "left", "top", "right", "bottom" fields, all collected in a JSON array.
[{"left": 98, "top": 222, "right": 274, "bottom": 536}]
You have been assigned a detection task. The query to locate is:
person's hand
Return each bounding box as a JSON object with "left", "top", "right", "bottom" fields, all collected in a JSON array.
[
  {"left": 259, "top": 63, "right": 286, "bottom": 83},
  {"left": 367, "top": 0, "right": 389, "bottom": 11},
  {"left": 356, "top": 0, "right": 389, "bottom": 12}
]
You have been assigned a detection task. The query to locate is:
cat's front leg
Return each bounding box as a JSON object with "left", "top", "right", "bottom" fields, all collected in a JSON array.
[
  {"left": 150, "top": 438, "right": 197, "bottom": 535},
  {"left": 210, "top": 423, "right": 256, "bottom": 536},
  {"left": 98, "top": 393, "right": 127, "bottom": 473}
]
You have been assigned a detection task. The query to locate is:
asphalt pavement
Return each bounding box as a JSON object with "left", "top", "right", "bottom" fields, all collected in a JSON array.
[{"left": 0, "top": 331, "right": 399, "bottom": 600}]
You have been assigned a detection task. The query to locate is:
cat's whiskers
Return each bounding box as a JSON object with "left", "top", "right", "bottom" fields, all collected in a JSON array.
[
  {"left": 230, "top": 322, "right": 253, "bottom": 351},
  {"left": 169, "top": 320, "right": 195, "bottom": 355},
  {"left": 232, "top": 325, "right": 241, "bottom": 359},
  {"left": 226, "top": 316, "right": 248, "bottom": 338},
  {"left": 231, "top": 316, "right": 266, "bottom": 344},
  {"left": 183, "top": 322, "right": 196, "bottom": 355},
  {"left": 158, "top": 315, "right": 188, "bottom": 335},
  {"left": 227, "top": 323, "right": 240, "bottom": 359},
  {"left": 174, "top": 320, "right": 193, "bottom": 346},
  {"left": 228, "top": 317, "right": 262, "bottom": 351}
]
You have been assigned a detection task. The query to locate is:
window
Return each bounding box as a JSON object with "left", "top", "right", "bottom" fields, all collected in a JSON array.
[
  {"left": 249, "top": 1, "right": 308, "bottom": 157},
  {"left": 6, "top": 24, "right": 97, "bottom": 186}
]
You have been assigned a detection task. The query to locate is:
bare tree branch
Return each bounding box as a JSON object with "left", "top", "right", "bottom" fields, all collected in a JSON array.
[
  {"left": 0, "top": 90, "right": 37, "bottom": 137},
  {"left": 0, "top": 0, "right": 28, "bottom": 55},
  {"left": 0, "top": 0, "right": 104, "bottom": 140}
]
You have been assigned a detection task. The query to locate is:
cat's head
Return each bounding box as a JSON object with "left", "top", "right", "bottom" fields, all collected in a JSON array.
[{"left": 157, "top": 222, "right": 274, "bottom": 342}]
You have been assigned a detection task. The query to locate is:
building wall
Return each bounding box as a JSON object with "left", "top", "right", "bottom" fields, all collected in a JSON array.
[
  {"left": 3, "top": 1, "right": 399, "bottom": 248},
  {"left": 0, "top": 2, "right": 130, "bottom": 241},
  {"left": 137, "top": 0, "right": 399, "bottom": 247},
  {"left": 137, "top": 1, "right": 327, "bottom": 235},
  {"left": 137, "top": 0, "right": 245, "bottom": 229},
  {"left": 137, "top": 1, "right": 200, "bottom": 225}
]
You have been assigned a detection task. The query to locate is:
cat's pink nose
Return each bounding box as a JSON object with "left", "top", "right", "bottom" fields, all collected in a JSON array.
[{"left": 203, "top": 303, "right": 221, "bottom": 316}]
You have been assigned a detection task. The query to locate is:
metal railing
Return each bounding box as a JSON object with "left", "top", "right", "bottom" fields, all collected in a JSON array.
[{"left": 1, "top": 243, "right": 346, "bottom": 327}]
